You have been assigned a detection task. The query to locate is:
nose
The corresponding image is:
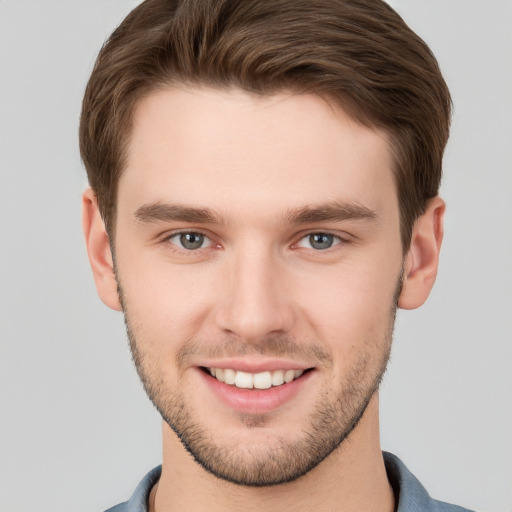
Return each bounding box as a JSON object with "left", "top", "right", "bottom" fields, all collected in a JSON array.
[{"left": 214, "top": 246, "right": 294, "bottom": 343}]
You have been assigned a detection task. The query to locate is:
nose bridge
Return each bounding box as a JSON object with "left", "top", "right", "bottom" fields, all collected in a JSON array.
[{"left": 216, "top": 240, "right": 292, "bottom": 341}]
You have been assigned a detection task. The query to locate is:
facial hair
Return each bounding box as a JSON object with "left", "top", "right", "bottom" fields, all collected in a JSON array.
[{"left": 118, "top": 276, "right": 400, "bottom": 487}]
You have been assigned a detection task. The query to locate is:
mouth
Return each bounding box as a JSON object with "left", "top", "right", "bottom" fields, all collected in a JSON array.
[
  {"left": 202, "top": 367, "right": 310, "bottom": 390},
  {"left": 197, "top": 361, "right": 316, "bottom": 414}
]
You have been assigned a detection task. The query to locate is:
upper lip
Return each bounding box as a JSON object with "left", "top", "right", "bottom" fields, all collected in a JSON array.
[{"left": 198, "top": 358, "right": 313, "bottom": 373}]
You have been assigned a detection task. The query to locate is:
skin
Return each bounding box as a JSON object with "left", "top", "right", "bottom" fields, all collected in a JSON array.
[{"left": 83, "top": 87, "right": 444, "bottom": 512}]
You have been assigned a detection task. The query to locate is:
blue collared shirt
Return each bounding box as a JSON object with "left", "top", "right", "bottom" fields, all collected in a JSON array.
[{"left": 105, "top": 452, "right": 475, "bottom": 511}]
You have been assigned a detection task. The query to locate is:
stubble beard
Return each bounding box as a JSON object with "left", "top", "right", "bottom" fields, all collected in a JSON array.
[{"left": 118, "top": 278, "right": 399, "bottom": 487}]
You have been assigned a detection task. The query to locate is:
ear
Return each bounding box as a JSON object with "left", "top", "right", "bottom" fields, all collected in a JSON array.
[
  {"left": 398, "top": 196, "right": 445, "bottom": 310},
  {"left": 82, "top": 188, "right": 122, "bottom": 311}
]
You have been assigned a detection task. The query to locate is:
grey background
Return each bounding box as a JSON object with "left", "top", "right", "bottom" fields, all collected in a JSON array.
[{"left": 0, "top": 1, "right": 510, "bottom": 511}]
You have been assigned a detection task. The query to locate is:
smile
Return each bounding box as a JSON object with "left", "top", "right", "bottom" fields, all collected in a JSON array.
[{"left": 206, "top": 367, "right": 305, "bottom": 389}]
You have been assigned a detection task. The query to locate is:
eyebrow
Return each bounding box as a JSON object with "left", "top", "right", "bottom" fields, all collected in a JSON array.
[
  {"left": 284, "top": 201, "right": 377, "bottom": 225},
  {"left": 134, "top": 202, "right": 222, "bottom": 224},
  {"left": 133, "top": 200, "right": 377, "bottom": 226}
]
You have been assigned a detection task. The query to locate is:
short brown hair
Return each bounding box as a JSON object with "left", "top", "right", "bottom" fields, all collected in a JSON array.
[{"left": 79, "top": 0, "right": 451, "bottom": 249}]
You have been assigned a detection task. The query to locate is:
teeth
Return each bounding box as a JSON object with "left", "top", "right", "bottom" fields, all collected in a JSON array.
[
  {"left": 284, "top": 369, "right": 295, "bottom": 383},
  {"left": 253, "top": 371, "right": 272, "bottom": 390},
  {"left": 271, "top": 371, "right": 284, "bottom": 386},
  {"left": 207, "top": 367, "right": 305, "bottom": 389},
  {"left": 235, "top": 371, "right": 253, "bottom": 389},
  {"left": 224, "top": 368, "right": 236, "bottom": 385}
]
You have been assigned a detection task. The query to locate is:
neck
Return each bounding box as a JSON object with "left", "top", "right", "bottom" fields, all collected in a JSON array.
[{"left": 152, "top": 394, "right": 394, "bottom": 512}]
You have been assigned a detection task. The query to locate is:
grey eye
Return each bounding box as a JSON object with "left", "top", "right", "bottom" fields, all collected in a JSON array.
[
  {"left": 309, "top": 233, "right": 334, "bottom": 250},
  {"left": 296, "top": 233, "right": 341, "bottom": 250},
  {"left": 180, "top": 232, "right": 204, "bottom": 250},
  {"left": 169, "top": 232, "right": 209, "bottom": 250}
]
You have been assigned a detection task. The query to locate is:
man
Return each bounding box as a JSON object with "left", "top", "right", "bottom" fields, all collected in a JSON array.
[{"left": 79, "top": 0, "right": 473, "bottom": 511}]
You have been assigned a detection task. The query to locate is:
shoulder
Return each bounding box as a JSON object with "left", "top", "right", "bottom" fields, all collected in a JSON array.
[
  {"left": 384, "top": 452, "right": 475, "bottom": 512},
  {"left": 104, "top": 504, "right": 128, "bottom": 512},
  {"left": 103, "top": 466, "right": 162, "bottom": 512}
]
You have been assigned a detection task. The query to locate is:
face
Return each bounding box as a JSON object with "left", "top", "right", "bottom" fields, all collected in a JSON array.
[{"left": 113, "top": 88, "right": 404, "bottom": 486}]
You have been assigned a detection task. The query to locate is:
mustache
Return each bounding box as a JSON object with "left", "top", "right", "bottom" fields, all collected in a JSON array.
[
  {"left": 116, "top": 278, "right": 332, "bottom": 369},
  {"left": 176, "top": 335, "right": 333, "bottom": 369}
]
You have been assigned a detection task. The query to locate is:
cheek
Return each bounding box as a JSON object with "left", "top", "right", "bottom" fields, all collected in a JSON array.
[
  {"left": 116, "top": 253, "right": 217, "bottom": 351},
  {"left": 294, "top": 255, "right": 401, "bottom": 347}
]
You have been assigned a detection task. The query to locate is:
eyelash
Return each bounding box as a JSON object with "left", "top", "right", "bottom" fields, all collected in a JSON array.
[
  {"left": 161, "top": 229, "right": 350, "bottom": 255},
  {"left": 163, "top": 230, "right": 216, "bottom": 252},
  {"left": 293, "top": 232, "right": 347, "bottom": 251}
]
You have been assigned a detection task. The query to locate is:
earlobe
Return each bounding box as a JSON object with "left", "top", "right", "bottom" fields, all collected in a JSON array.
[
  {"left": 398, "top": 197, "right": 445, "bottom": 310},
  {"left": 82, "top": 188, "right": 122, "bottom": 311}
]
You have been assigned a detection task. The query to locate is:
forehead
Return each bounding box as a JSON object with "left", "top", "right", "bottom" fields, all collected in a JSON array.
[{"left": 119, "top": 87, "right": 397, "bottom": 219}]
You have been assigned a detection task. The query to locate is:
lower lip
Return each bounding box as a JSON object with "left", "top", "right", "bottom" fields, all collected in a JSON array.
[{"left": 198, "top": 368, "right": 314, "bottom": 415}]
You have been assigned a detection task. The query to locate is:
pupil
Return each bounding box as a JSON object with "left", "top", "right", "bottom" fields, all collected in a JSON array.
[
  {"left": 180, "top": 233, "right": 204, "bottom": 250},
  {"left": 310, "top": 233, "right": 333, "bottom": 250}
]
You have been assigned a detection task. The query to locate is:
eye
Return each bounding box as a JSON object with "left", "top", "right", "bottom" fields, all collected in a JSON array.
[
  {"left": 168, "top": 232, "right": 211, "bottom": 250},
  {"left": 296, "top": 233, "right": 341, "bottom": 250}
]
